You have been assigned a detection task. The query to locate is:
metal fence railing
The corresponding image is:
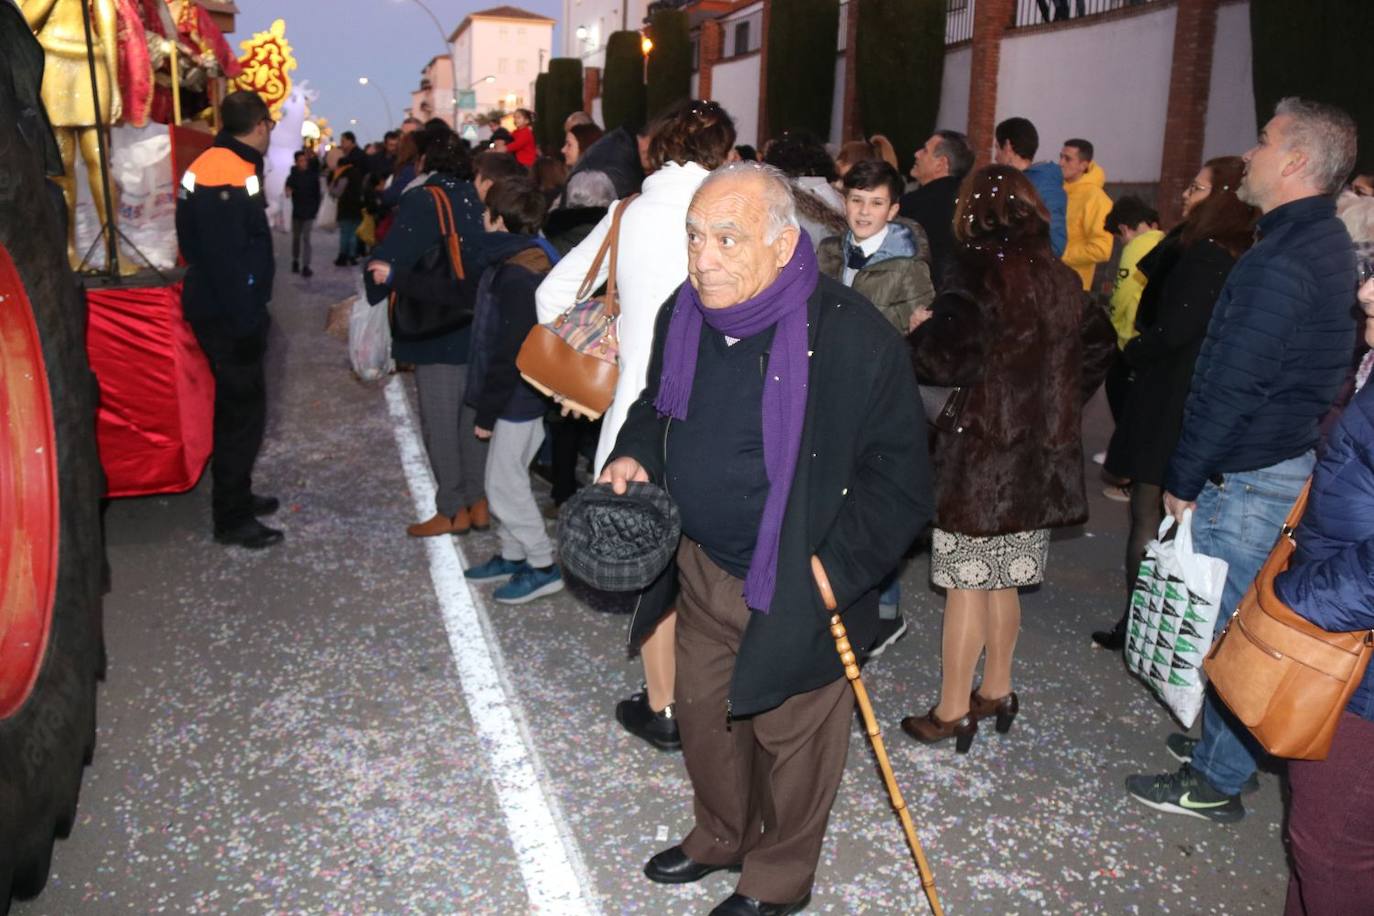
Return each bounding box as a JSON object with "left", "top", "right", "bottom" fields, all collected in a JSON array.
[
  {"left": 1013, "top": 0, "right": 1162, "bottom": 28},
  {"left": 946, "top": 0, "right": 974, "bottom": 44}
]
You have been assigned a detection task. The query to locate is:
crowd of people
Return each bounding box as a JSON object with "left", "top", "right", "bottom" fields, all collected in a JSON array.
[{"left": 178, "top": 89, "right": 1374, "bottom": 915}]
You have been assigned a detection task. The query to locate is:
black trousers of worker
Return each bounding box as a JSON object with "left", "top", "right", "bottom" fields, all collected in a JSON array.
[
  {"left": 191, "top": 320, "right": 268, "bottom": 531},
  {"left": 674, "top": 540, "right": 854, "bottom": 904}
]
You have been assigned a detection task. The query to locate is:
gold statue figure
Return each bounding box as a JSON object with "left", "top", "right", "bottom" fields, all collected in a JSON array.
[{"left": 22, "top": 0, "right": 124, "bottom": 270}]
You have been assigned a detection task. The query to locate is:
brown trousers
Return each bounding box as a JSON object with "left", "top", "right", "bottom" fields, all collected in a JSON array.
[{"left": 675, "top": 540, "right": 854, "bottom": 903}]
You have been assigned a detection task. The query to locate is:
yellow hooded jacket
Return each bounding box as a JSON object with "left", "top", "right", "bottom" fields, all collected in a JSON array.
[{"left": 1063, "top": 161, "right": 1115, "bottom": 291}]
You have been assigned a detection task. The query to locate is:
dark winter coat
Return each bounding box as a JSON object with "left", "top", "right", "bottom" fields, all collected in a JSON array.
[
  {"left": 332, "top": 147, "right": 368, "bottom": 221},
  {"left": 465, "top": 235, "right": 560, "bottom": 428},
  {"left": 566, "top": 126, "right": 644, "bottom": 199},
  {"left": 1106, "top": 234, "right": 1236, "bottom": 485},
  {"left": 610, "top": 276, "right": 933, "bottom": 717},
  {"left": 1166, "top": 196, "right": 1359, "bottom": 500},
  {"left": 908, "top": 239, "right": 1113, "bottom": 535},
  {"left": 285, "top": 165, "right": 321, "bottom": 220},
  {"left": 1276, "top": 382, "right": 1374, "bottom": 721},
  {"left": 176, "top": 133, "right": 272, "bottom": 337},
  {"left": 898, "top": 175, "right": 960, "bottom": 288},
  {"left": 544, "top": 205, "right": 609, "bottom": 257},
  {"left": 365, "top": 174, "right": 487, "bottom": 365},
  {"left": 816, "top": 218, "right": 936, "bottom": 331}
]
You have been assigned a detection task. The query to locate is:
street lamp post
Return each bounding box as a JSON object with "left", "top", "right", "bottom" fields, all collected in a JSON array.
[
  {"left": 405, "top": 0, "right": 462, "bottom": 126},
  {"left": 358, "top": 77, "right": 395, "bottom": 130}
]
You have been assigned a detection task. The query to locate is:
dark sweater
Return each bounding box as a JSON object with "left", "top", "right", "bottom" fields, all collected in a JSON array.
[
  {"left": 666, "top": 326, "right": 773, "bottom": 578},
  {"left": 285, "top": 165, "right": 321, "bottom": 220},
  {"left": 1166, "top": 196, "right": 1359, "bottom": 500}
]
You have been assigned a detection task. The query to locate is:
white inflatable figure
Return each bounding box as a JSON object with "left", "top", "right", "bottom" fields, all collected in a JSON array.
[{"left": 264, "top": 80, "right": 318, "bottom": 230}]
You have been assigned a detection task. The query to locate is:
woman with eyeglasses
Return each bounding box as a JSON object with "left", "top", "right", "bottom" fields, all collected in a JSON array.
[{"left": 1091, "top": 156, "right": 1259, "bottom": 650}]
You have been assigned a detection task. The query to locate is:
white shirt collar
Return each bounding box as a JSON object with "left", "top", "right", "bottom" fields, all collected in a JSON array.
[{"left": 854, "top": 224, "right": 890, "bottom": 256}]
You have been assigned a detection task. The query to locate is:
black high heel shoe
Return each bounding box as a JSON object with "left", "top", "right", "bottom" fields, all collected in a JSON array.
[{"left": 970, "top": 690, "right": 1019, "bottom": 734}]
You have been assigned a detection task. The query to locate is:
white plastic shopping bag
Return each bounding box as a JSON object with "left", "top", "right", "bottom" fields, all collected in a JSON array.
[
  {"left": 348, "top": 275, "right": 393, "bottom": 381},
  {"left": 1125, "top": 508, "right": 1229, "bottom": 727}
]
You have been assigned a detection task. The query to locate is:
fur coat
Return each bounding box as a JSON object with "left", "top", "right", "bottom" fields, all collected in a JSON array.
[{"left": 909, "top": 238, "right": 1114, "bottom": 535}]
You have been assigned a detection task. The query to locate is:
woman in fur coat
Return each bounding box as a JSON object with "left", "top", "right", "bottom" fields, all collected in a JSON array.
[{"left": 902, "top": 164, "right": 1106, "bottom": 753}]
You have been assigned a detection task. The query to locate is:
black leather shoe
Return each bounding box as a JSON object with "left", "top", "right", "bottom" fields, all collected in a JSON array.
[
  {"left": 1091, "top": 615, "right": 1127, "bottom": 651},
  {"left": 214, "top": 519, "right": 284, "bottom": 549},
  {"left": 643, "top": 845, "right": 738, "bottom": 884},
  {"left": 709, "top": 892, "right": 811, "bottom": 915},
  {"left": 616, "top": 690, "right": 681, "bottom": 751},
  {"left": 251, "top": 494, "right": 281, "bottom": 516}
]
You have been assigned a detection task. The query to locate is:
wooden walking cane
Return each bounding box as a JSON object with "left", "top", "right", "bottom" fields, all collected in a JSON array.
[{"left": 811, "top": 555, "right": 945, "bottom": 916}]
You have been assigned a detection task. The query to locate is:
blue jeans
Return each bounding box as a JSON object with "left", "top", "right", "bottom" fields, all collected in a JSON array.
[
  {"left": 338, "top": 219, "right": 360, "bottom": 259},
  {"left": 1189, "top": 452, "right": 1314, "bottom": 796}
]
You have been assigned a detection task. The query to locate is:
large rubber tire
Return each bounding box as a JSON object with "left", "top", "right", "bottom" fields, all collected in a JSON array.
[{"left": 0, "top": 42, "right": 106, "bottom": 913}]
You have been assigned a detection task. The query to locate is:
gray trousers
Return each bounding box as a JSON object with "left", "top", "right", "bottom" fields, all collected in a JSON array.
[
  {"left": 414, "top": 363, "right": 488, "bottom": 517},
  {"left": 291, "top": 217, "right": 313, "bottom": 267},
  {"left": 486, "top": 418, "right": 555, "bottom": 568}
]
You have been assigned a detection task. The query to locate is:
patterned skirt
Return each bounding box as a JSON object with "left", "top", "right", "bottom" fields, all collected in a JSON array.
[{"left": 931, "top": 527, "right": 1050, "bottom": 590}]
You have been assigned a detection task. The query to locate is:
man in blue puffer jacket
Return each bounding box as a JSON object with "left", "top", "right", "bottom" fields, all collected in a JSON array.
[{"left": 1126, "top": 97, "right": 1360, "bottom": 823}]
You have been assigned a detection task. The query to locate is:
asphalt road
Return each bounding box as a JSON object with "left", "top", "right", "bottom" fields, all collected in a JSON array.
[{"left": 15, "top": 227, "right": 1290, "bottom": 915}]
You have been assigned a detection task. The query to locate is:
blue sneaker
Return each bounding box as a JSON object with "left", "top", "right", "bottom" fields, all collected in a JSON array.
[
  {"left": 465, "top": 555, "right": 529, "bottom": 582},
  {"left": 493, "top": 565, "right": 565, "bottom": 605}
]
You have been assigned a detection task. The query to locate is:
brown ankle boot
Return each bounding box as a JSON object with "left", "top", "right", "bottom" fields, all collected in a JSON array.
[
  {"left": 969, "top": 690, "right": 1019, "bottom": 734},
  {"left": 900, "top": 706, "right": 978, "bottom": 753},
  {"left": 467, "top": 498, "right": 490, "bottom": 531},
  {"left": 407, "top": 511, "right": 467, "bottom": 538}
]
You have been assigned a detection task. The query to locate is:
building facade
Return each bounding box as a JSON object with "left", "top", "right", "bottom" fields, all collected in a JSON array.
[
  {"left": 408, "top": 55, "right": 457, "bottom": 127},
  {"left": 449, "top": 5, "right": 556, "bottom": 113}
]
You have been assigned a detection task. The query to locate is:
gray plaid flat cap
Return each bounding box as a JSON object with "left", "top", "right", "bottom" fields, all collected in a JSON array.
[{"left": 557, "top": 481, "right": 681, "bottom": 592}]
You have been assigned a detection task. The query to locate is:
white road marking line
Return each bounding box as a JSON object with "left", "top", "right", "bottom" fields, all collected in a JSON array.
[{"left": 385, "top": 376, "right": 601, "bottom": 915}]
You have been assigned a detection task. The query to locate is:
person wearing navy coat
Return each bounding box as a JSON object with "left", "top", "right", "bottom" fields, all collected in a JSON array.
[{"left": 1274, "top": 291, "right": 1374, "bottom": 913}]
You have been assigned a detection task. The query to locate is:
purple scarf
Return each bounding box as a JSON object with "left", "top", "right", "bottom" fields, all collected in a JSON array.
[{"left": 655, "top": 231, "right": 818, "bottom": 612}]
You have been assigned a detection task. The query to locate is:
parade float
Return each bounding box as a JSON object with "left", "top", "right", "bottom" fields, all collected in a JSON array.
[{"left": 41, "top": 3, "right": 298, "bottom": 497}]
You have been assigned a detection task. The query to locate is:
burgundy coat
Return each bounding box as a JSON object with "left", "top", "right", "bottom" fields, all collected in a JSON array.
[{"left": 908, "top": 239, "right": 1114, "bottom": 536}]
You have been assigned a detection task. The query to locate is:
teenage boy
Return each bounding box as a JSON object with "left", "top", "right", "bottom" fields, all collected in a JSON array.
[
  {"left": 462, "top": 176, "right": 566, "bottom": 604},
  {"left": 284, "top": 150, "right": 321, "bottom": 277},
  {"left": 1104, "top": 195, "right": 1164, "bottom": 353},
  {"left": 994, "top": 117, "right": 1068, "bottom": 255},
  {"left": 1060, "top": 138, "right": 1115, "bottom": 291},
  {"left": 816, "top": 158, "right": 934, "bottom": 657}
]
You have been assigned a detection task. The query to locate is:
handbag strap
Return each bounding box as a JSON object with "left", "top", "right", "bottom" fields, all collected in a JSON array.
[
  {"left": 575, "top": 194, "right": 640, "bottom": 317},
  {"left": 425, "top": 186, "right": 465, "bottom": 281},
  {"left": 1281, "top": 479, "right": 1313, "bottom": 541}
]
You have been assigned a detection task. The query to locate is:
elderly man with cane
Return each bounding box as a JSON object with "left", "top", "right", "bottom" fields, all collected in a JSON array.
[{"left": 599, "top": 161, "right": 933, "bottom": 915}]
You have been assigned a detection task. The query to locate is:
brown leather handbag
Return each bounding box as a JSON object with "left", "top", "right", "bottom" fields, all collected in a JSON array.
[
  {"left": 516, "top": 195, "right": 637, "bottom": 419},
  {"left": 1203, "top": 481, "right": 1374, "bottom": 760}
]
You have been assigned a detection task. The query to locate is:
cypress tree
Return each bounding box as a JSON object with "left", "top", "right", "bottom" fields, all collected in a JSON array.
[
  {"left": 646, "top": 9, "right": 691, "bottom": 118},
  {"left": 856, "top": 0, "right": 944, "bottom": 173},
  {"left": 546, "top": 58, "right": 585, "bottom": 151},
  {"left": 764, "top": 0, "right": 840, "bottom": 142},
  {"left": 1250, "top": 0, "right": 1374, "bottom": 173},
  {"left": 602, "top": 30, "right": 647, "bottom": 132}
]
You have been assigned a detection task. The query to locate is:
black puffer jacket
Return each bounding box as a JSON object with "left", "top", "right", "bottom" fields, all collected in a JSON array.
[{"left": 610, "top": 276, "right": 933, "bottom": 717}]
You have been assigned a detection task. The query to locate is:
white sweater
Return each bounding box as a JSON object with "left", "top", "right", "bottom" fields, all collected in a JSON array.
[{"left": 535, "top": 161, "right": 711, "bottom": 474}]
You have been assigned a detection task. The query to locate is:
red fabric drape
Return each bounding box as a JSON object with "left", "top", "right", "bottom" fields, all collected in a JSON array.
[{"left": 86, "top": 281, "right": 214, "bottom": 497}]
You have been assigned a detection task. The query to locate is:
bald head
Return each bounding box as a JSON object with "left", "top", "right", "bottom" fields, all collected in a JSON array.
[{"left": 686, "top": 164, "right": 800, "bottom": 309}]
